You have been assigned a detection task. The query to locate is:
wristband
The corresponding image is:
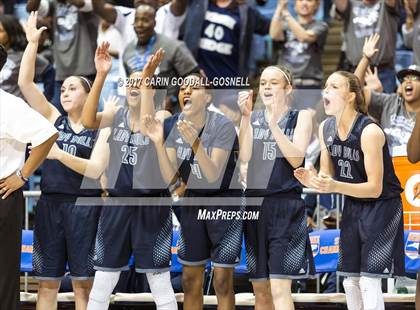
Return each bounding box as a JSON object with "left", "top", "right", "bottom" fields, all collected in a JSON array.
[{"left": 17, "top": 170, "right": 29, "bottom": 183}]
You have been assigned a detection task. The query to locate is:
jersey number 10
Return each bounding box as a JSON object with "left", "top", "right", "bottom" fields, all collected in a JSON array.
[{"left": 62, "top": 143, "right": 77, "bottom": 156}]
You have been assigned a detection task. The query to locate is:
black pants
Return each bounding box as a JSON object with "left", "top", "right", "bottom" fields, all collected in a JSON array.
[{"left": 0, "top": 189, "right": 23, "bottom": 310}]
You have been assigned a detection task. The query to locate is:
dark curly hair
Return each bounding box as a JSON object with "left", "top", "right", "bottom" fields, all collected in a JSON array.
[{"left": 0, "top": 15, "right": 27, "bottom": 51}]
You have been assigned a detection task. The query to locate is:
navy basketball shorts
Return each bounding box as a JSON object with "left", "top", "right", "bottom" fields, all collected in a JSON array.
[
  {"left": 245, "top": 197, "right": 315, "bottom": 281},
  {"left": 337, "top": 197, "right": 405, "bottom": 278},
  {"left": 177, "top": 205, "right": 243, "bottom": 267},
  {"left": 33, "top": 196, "right": 101, "bottom": 280},
  {"left": 94, "top": 205, "right": 173, "bottom": 273}
]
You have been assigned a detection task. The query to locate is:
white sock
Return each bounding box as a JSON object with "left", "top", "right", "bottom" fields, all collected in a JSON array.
[
  {"left": 146, "top": 271, "right": 178, "bottom": 310},
  {"left": 343, "top": 277, "right": 363, "bottom": 310},
  {"left": 360, "top": 276, "right": 384, "bottom": 310},
  {"left": 87, "top": 270, "right": 121, "bottom": 310}
]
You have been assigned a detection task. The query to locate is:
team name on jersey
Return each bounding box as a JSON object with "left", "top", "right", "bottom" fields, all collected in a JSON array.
[
  {"left": 329, "top": 144, "right": 360, "bottom": 162},
  {"left": 57, "top": 131, "right": 93, "bottom": 148},
  {"left": 176, "top": 145, "right": 209, "bottom": 161},
  {"left": 177, "top": 146, "right": 192, "bottom": 161},
  {"left": 253, "top": 127, "right": 294, "bottom": 140},
  {"left": 112, "top": 128, "right": 150, "bottom": 146}
]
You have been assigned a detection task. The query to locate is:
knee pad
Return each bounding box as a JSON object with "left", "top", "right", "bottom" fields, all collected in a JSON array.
[
  {"left": 146, "top": 272, "right": 177, "bottom": 310},
  {"left": 87, "top": 270, "right": 120, "bottom": 310},
  {"left": 342, "top": 277, "right": 363, "bottom": 310},
  {"left": 360, "top": 276, "right": 384, "bottom": 310}
]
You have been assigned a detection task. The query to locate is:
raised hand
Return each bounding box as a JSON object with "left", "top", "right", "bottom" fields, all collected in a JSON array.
[
  {"left": 362, "top": 33, "right": 380, "bottom": 60},
  {"left": 274, "top": 0, "right": 288, "bottom": 16},
  {"left": 365, "top": 67, "right": 383, "bottom": 92},
  {"left": 238, "top": 90, "right": 253, "bottom": 117},
  {"left": 268, "top": 89, "right": 290, "bottom": 127},
  {"left": 95, "top": 41, "right": 112, "bottom": 74},
  {"left": 142, "top": 48, "right": 165, "bottom": 81},
  {"left": 103, "top": 95, "right": 120, "bottom": 114},
  {"left": 177, "top": 120, "right": 199, "bottom": 146},
  {"left": 279, "top": 0, "right": 290, "bottom": 16},
  {"left": 280, "top": 0, "right": 289, "bottom": 10},
  {"left": 143, "top": 115, "right": 164, "bottom": 144},
  {"left": 24, "top": 11, "right": 47, "bottom": 43}
]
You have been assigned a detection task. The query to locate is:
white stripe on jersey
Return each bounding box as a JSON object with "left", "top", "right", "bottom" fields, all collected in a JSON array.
[
  {"left": 199, "top": 38, "right": 233, "bottom": 55},
  {"left": 205, "top": 11, "right": 237, "bottom": 29}
]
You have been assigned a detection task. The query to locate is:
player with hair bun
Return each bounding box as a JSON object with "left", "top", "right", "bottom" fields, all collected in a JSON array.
[{"left": 18, "top": 12, "right": 104, "bottom": 310}]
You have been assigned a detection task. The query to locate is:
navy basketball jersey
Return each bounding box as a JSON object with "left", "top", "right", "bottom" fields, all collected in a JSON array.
[
  {"left": 165, "top": 111, "right": 240, "bottom": 197},
  {"left": 246, "top": 109, "right": 302, "bottom": 197},
  {"left": 322, "top": 114, "right": 403, "bottom": 201},
  {"left": 41, "top": 115, "right": 101, "bottom": 197},
  {"left": 106, "top": 107, "right": 167, "bottom": 197}
]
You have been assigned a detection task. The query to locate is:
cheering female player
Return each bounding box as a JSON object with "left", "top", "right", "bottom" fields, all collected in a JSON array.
[
  {"left": 238, "top": 66, "right": 314, "bottom": 310},
  {"left": 143, "top": 72, "right": 242, "bottom": 310},
  {"left": 18, "top": 12, "right": 103, "bottom": 310},
  {"left": 294, "top": 71, "right": 404, "bottom": 310},
  {"left": 80, "top": 43, "right": 177, "bottom": 310}
]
